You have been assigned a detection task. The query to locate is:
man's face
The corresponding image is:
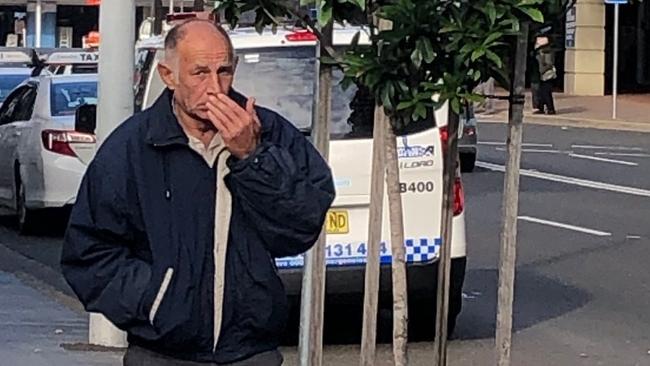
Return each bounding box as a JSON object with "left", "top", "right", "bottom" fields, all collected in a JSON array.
[{"left": 160, "top": 23, "right": 235, "bottom": 122}]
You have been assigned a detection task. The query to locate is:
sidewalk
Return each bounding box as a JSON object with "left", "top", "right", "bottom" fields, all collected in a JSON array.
[
  {"left": 476, "top": 91, "right": 650, "bottom": 132},
  {"left": 0, "top": 270, "right": 122, "bottom": 366}
]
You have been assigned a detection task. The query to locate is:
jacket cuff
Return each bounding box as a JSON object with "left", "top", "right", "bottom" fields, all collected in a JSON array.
[{"left": 227, "top": 142, "right": 269, "bottom": 173}]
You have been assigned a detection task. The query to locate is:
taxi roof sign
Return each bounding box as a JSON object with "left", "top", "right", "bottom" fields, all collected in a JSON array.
[
  {"left": 46, "top": 50, "right": 99, "bottom": 64},
  {"left": 0, "top": 48, "right": 34, "bottom": 65}
]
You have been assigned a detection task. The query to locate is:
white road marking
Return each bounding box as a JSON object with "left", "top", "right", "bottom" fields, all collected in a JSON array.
[
  {"left": 571, "top": 144, "right": 644, "bottom": 151},
  {"left": 569, "top": 153, "right": 638, "bottom": 166},
  {"left": 626, "top": 235, "right": 642, "bottom": 240},
  {"left": 496, "top": 147, "right": 562, "bottom": 153},
  {"left": 479, "top": 141, "right": 553, "bottom": 148},
  {"left": 478, "top": 141, "right": 506, "bottom": 146},
  {"left": 476, "top": 161, "right": 650, "bottom": 198},
  {"left": 518, "top": 216, "right": 612, "bottom": 237},
  {"left": 594, "top": 152, "right": 650, "bottom": 158}
]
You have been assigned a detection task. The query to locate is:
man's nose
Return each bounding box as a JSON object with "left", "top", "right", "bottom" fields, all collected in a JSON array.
[{"left": 206, "top": 71, "right": 222, "bottom": 95}]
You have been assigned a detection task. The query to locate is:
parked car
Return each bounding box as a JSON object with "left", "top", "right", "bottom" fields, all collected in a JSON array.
[
  {"left": 0, "top": 73, "right": 97, "bottom": 233},
  {"left": 131, "top": 20, "right": 468, "bottom": 333},
  {"left": 459, "top": 105, "right": 478, "bottom": 172},
  {"left": 0, "top": 48, "right": 34, "bottom": 108}
]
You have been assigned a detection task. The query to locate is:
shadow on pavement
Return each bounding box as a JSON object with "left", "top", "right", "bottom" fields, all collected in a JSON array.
[{"left": 454, "top": 268, "right": 591, "bottom": 340}]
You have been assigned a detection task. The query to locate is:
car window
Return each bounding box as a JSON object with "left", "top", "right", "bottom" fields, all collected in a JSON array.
[
  {"left": 0, "top": 86, "right": 28, "bottom": 126},
  {"left": 50, "top": 81, "right": 98, "bottom": 116},
  {"left": 0, "top": 74, "right": 29, "bottom": 103},
  {"left": 134, "top": 48, "right": 156, "bottom": 112},
  {"left": 233, "top": 46, "right": 433, "bottom": 140},
  {"left": 13, "top": 85, "right": 38, "bottom": 121}
]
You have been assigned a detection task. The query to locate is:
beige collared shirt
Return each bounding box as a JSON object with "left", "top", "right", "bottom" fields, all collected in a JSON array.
[{"left": 186, "top": 133, "right": 224, "bottom": 168}]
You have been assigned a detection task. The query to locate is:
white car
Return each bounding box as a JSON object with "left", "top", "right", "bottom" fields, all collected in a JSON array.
[
  {"left": 1, "top": 48, "right": 36, "bottom": 108},
  {"left": 0, "top": 67, "right": 32, "bottom": 108},
  {"left": 0, "top": 73, "right": 97, "bottom": 233},
  {"left": 135, "top": 22, "right": 468, "bottom": 333}
]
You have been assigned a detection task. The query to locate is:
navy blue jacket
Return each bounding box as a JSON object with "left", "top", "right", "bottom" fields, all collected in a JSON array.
[{"left": 61, "top": 89, "right": 334, "bottom": 363}]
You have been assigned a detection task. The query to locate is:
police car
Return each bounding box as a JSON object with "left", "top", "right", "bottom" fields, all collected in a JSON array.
[
  {"left": 134, "top": 18, "right": 468, "bottom": 333},
  {"left": 0, "top": 48, "right": 34, "bottom": 108},
  {"left": 0, "top": 51, "right": 98, "bottom": 233}
]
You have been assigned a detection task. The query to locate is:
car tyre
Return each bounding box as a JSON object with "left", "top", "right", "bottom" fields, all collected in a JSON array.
[
  {"left": 16, "top": 176, "right": 38, "bottom": 235},
  {"left": 460, "top": 152, "right": 476, "bottom": 173},
  {"left": 408, "top": 258, "right": 466, "bottom": 340}
]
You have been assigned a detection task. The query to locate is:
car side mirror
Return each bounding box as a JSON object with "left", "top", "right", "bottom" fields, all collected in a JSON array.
[{"left": 75, "top": 104, "right": 96, "bottom": 134}]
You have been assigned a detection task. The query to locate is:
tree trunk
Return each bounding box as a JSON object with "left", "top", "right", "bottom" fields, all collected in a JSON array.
[
  {"left": 297, "top": 20, "right": 333, "bottom": 366},
  {"left": 433, "top": 107, "right": 460, "bottom": 366},
  {"left": 359, "top": 18, "right": 392, "bottom": 366},
  {"left": 359, "top": 105, "right": 387, "bottom": 366},
  {"left": 496, "top": 21, "right": 529, "bottom": 366},
  {"left": 385, "top": 120, "right": 408, "bottom": 366}
]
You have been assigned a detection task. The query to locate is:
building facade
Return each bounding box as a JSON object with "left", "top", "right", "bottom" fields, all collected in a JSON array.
[{"left": 2, "top": 0, "right": 648, "bottom": 96}]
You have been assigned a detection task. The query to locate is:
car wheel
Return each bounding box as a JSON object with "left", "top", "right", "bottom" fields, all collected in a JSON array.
[
  {"left": 16, "top": 177, "right": 37, "bottom": 235},
  {"left": 460, "top": 152, "right": 476, "bottom": 173},
  {"left": 408, "top": 258, "right": 466, "bottom": 340}
]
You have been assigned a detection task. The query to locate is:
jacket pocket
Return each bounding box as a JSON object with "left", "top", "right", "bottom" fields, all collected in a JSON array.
[{"left": 148, "top": 267, "right": 174, "bottom": 326}]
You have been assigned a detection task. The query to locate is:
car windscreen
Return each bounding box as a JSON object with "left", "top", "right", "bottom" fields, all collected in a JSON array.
[
  {"left": 233, "top": 46, "right": 433, "bottom": 139},
  {"left": 233, "top": 46, "right": 358, "bottom": 139},
  {"left": 0, "top": 74, "right": 29, "bottom": 103},
  {"left": 50, "top": 81, "right": 98, "bottom": 116}
]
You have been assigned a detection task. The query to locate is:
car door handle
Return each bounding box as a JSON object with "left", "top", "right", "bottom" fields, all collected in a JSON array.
[{"left": 13, "top": 131, "right": 21, "bottom": 137}]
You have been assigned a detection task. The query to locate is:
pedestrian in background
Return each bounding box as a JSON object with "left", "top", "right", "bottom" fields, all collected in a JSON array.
[
  {"left": 474, "top": 77, "right": 495, "bottom": 114},
  {"left": 61, "top": 19, "right": 335, "bottom": 366},
  {"left": 533, "top": 35, "right": 557, "bottom": 115}
]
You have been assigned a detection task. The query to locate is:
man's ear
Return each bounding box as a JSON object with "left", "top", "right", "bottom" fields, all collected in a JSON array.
[{"left": 157, "top": 61, "right": 177, "bottom": 90}]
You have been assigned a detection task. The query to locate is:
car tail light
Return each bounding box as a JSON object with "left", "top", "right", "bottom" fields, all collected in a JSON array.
[
  {"left": 41, "top": 130, "right": 95, "bottom": 157},
  {"left": 453, "top": 177, "right": 464, "bottom": 216},
  {"left": 439, "top": 125, "right": 449, "bottom": 153},
  {"left": 440, "top": 127, "right": 465, "bottom": 216},
  {"left": 285, "top": 30, "right": 317, "bottom": 42}
]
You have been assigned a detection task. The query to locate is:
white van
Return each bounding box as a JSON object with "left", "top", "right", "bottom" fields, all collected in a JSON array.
[{"left": 134, "top": 23, "right": 468, "bottom": 333}]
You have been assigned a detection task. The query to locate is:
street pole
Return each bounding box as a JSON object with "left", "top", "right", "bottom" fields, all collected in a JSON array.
[
  {"left": 612, "top": 4, "right": 620, "bottom": 119},
  {"left": 153, "top": 0, "right": 164, "bottom": 35},
  {"left": 89, "top": 0, "right": 136, "bottom": 347},
  {"left": 495, "top": 22, "right": 529, "bottom": 366},
  {"left": 298, "top": 19, "right": 333, "bottom": 366},
  {"left": 170, "top": 0, "right": 175, "bottom": 14},
  {"left": 35, "top": 0, "right": 42, "bottom": 47},
  {"left": 433, "top": 107, "right": 459, "bottom": 366}
]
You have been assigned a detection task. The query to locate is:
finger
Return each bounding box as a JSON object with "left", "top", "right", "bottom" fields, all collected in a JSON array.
[
  {"left": 206, "top": 103, "right": 233, "bottom": 137},
  {"left": 217, "top": 93, "right": 250, "bottom": 122},
  {"left": 207, "top": 96, "right": 239, "bottom": 130},
  {"left": 246, "top": 97, "right": 256, "bottom": 115},
  {"left": 211, "top": 96, "right": 246, "bottom": 131}
]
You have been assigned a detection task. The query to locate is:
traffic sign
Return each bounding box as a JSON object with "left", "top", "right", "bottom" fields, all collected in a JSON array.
[{"left": 604, "top": 0, "right": 627, "bottom": 4}]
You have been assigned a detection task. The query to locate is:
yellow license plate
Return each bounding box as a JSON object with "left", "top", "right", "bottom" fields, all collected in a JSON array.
[{"left": 326, "top": 210, "right": 349, "bottom": 234}]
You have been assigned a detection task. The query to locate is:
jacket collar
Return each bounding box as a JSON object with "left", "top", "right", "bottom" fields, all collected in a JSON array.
[
  {"left": 144, "top": 88, "right": 257, "bottom": 147},
  {"left": 144, "top": 88, "right": 188, "bottom": 147}
]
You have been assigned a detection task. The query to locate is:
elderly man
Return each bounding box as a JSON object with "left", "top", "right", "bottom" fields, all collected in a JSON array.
[{"left": 61, "top": 19, "right": 335, "bottom": 365}]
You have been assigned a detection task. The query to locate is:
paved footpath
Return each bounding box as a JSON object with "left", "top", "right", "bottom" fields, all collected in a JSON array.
[
  {"left": 477, "top": 92, "right": 650, "bottom": 132},
  {"left": 0, "top": 270, "right": 122, "bottom": 366}
]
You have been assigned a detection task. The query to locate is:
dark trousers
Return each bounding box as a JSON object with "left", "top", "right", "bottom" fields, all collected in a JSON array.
[
  {"left": 531, "top": 82, "right": 541, "bottom": 110},
  {"left": 123, "top": 345, "right": 283, "bottom": 366},
  {"left": 538, "top": 80, "right": 556, "bottom": 113}
]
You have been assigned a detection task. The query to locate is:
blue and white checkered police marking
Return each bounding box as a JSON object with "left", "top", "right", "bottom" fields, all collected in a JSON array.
[{"left": 275, "top": 237, "right": 442, "bottom": 269}]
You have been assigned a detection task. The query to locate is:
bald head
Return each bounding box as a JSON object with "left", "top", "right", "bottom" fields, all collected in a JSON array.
[
  {"left": 158, "top": 18, "right": 238, "bottom": 126},
  {"left": 164, "top": 19, "right": 235, "bottom": 64}
]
